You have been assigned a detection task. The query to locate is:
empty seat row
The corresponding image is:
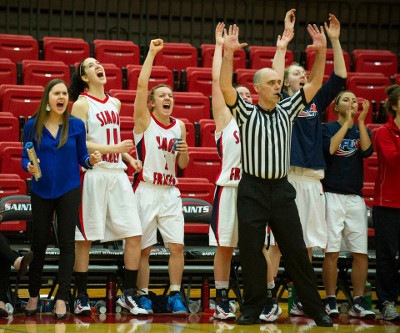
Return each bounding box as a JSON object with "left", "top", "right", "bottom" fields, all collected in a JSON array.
[{"left": 1, "top": 34, "right": 398, "bottom": 76}]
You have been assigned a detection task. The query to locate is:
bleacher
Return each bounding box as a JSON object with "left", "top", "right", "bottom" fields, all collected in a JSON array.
[{"left": 0, "top": 23, "right": 399, "bottom": 306}]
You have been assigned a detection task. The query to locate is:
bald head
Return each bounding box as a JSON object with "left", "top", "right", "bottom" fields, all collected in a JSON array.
[{"left": 253, "top": 68, "right": 278, "bottom": 85}]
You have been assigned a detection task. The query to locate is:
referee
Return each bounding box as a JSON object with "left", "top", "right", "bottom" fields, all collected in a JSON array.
[{"left": 220, "top": 24, "right": 332, "bottom": 327}]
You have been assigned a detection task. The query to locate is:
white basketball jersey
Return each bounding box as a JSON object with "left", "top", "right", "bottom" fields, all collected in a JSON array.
[
  {"left": 215, "top": 118, "right": 242, "bottom": 187},
  {"left": 81, "top": 93, "right": 126, "bottom": 170},
  {"left": 134, "top": 114, "right": 181, "bottom": 186}
]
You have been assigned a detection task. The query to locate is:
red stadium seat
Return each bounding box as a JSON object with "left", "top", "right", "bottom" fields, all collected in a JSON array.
[
  {"left": 0, "top": 175, "right": 27, "bottom": 232},
  {"left": 0, "top": 58, "right": 16, "bottom": 85},
  {"left": 43, "top": 37, "right": 90, "bottom": 66},
  {"left": 201, "top": 44, "right": 246, "bottom": 71},
  {"left": 346, "top": 74, "right": 391, "bottom": 104},
  {"left": 199, "top": 119, "right": 216, "bottom": 147},
  {"left": 249, "top": 46, "right": 294, "bottom": 70},
  {"left": 102, "top": 63, "right": 123, "bottom": 91},
  {"left": 0, "top": 84, "right": 44, "bottom": 118},
  {"left": 353, "top": 49, "right": 398, "bottom": 77},
  {"left": 119, "top": 117, "right": 134, "bottom": 142},
  {"left": 93, "top": 39, "right": 140, "bottom": 68},
  {"left": 306, "top": 48, "right": 350, "bottom": 75},
  {"left": 176, "top": 178, "right": 215, "bottom": 205},
  {"left": 0, "top": 142, "right": 30, "bottom": 180},
  {"left": 236, "top": 69, "right": 257, "bottom": 94},
  {"left": 0, "top": 113, "right": 19, "bottom": 142},
  {"left": 182, "top": 147, "right": 221, "bottom": 183},
  {"left": 173, "top": 92, "right": 210, "bottom": 123},
  {"left": 22, "top": 60, "right": 70, "bottom": 87},
  {"left": 362, "top": 182, "right": 375, "bottom": 208},
  {"left": 363, "top": 153, "right": 378, "bottom": 184},
  {"left": 177, "top": 118, "right": 195, "bottom": 147},
  {"left": 0, "top": 34, "right": 38, "bottom": 62},
  {"left": 153, "top": 42, "right": 197, "bottom": 72},
  {"left": 186, "top": 67, "right": 212, "bottom": 96},
  {"left": 324, "top": 97, "right": 373, "bottom": 125},
  {"left": 109, "top": 89, "right": 136, "bottom": 118},
  {"left": 126, "top": 65, "right": 174, "bottom": 90}
]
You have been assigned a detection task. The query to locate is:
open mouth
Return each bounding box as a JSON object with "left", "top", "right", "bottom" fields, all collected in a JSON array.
[
  {"left": 299, "top": 82, "right": 305, "bottom": 87},
  {"left": 97, "top": 71, "right": 104, "bottom": 79},
  {"left": 56, "top": 102, "right": 64, "bottom": 109},
  {"left": 163, "top": 103, "right": 171, "bottom": 110}
]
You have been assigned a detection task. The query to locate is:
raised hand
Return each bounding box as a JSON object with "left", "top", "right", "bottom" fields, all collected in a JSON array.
[
  {"left": 358, "top": 99, "right": 370, "bottom": 123},
  {"left": 223, "top": 24, "right": 248, "bottom": 52},
  {"left": 324, "top": 14, "right": 340, "bottom": 41},
  {"left": 89, "top": 151, "right": 102, "bottom": 165},
  {"left": 276, "top": 27, "right": 294, "bottom": 50},
  {"left": 307, "top": 24, "right": 327, "bottom": 51},
  {"left": 284, "top": 9, "right": 296, "bottom": 30},
  {"left": 215, "top": 22, "right": 225, "bottom": 46},
  {"left": 149, "top": 39, "right": 164, "bottom": 54}
]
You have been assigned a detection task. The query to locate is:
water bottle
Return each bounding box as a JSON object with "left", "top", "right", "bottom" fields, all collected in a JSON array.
[
  {"left": 188, "top": 300, "right": 200, "bottom": 314},
  {"left": 201, "top": 276, "right": 210, "bottom": 312},
  {"left": 95, "top": 300, "right": 107, "bottom": 314},
  {"left": 288, "top": 282, "right": 295, "bottom": 314},
  {"left": 340, "top": 302, "right": 349, "bottom": 314},
  {"left": 5, "top": 303, "right": 13, "bottom": 315},
  {"left": 364, "top": 281, "right": 372, "bottom": 310},
  {"left": 25, "top": 142, "right": 42, "bottom": 180}
]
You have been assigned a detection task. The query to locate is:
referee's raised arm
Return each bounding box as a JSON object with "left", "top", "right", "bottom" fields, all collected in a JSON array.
[
  {"left": 303, "top": 24, "right": 327, "bottom": 103},
  {"left": 220, "top": 24, "right": 247, "bottom": 107}
]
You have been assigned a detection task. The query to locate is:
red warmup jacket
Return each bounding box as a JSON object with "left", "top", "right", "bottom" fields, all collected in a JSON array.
[{"left": 374, "top": 116, "right": 400, "bottom": 208}]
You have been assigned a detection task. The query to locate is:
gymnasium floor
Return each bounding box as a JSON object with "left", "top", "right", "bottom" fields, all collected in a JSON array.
[{"left": 1, "top": 303, "right": 399, "bottom": 333}]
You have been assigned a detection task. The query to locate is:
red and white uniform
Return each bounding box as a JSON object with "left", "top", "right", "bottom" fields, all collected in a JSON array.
[
  {"left": 76, "top": 93, "right": 142, "bottom": 242},
  {"left": 134, "top": 114, "right": 184, "bottom": 249},
  {"left": 209, "top": 118, "right": 242, "bottom": 247}
]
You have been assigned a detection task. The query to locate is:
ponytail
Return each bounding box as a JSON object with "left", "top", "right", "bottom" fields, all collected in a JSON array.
[{"left": 69, "top": 60, "right": 89, "bottom": 102}]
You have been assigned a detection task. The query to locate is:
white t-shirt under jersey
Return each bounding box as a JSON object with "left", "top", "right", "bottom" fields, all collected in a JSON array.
[
  {"left": 215, "top": 118, "right": 242, "bottom": 187},
  {"left": 134, "top": 114, "right": 181, "bottom": 187},
  {"left": 80, "top": 93, "right": 126, "bottom": 170}
]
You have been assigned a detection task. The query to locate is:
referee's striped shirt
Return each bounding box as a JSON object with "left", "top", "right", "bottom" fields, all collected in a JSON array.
[{"left": 228, "top": 89, "right": 307, "bottom": 179}]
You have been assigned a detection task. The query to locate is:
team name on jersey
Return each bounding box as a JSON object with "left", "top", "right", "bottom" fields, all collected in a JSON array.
[
  {"left": 336, "top": 138, "right": 360, "bottom": 157},
  {"left": 153, "top": 172, "right": 177, "bottom": 186},
  {"left": 230, "top": 167, "right": 240, "bottom": 181},
  {"left": 4, "top": 203, "right": 31, "bottom": 211},
  {"left": 156, "top": 136, "right": 177, "bottom": 154},
  {"left": 233, "top": 130, "right": 240, "bottom": 144},
  {"left": 298, "top": 103, "right": 318, "bottom": 118},
  {"left": 96, "top": 110, "right": 121, "bottom": 127}
]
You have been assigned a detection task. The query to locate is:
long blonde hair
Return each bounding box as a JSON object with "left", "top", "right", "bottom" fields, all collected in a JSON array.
[{"left": 28, "top": 79, "right": 70, "bottom": 149}]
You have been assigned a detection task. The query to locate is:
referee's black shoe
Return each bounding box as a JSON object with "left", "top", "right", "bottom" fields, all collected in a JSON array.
[
  {"left": 313, "top": 312, "right": 333, "bottom": 327},
  {"left": 237, "top": 314, "right": 261, "bottom": 325}
]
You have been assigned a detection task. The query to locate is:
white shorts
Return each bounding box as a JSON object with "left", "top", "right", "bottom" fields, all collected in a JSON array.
[
  {"left": 325, "top": 192, "right": 368, "bottom": 254},
  {"left": 267, "top": 167, "right": 327, "bottom": 249},
  {"left": 209, "top": 186, "right": 238, "bottom": 247},
  {"left": 76, "top": 168, "right": 142, "bottom": 242},
  {"left": 135, "top": 182, "right": 184, "bottom": 249}
]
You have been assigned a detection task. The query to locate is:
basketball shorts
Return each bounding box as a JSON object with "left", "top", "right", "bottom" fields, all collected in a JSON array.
[
  {"left": 135, "top": 181, "right": 184, "bottom": 249},
  {"left": 209, "top": 185, "right": 238, "bottom": 247},
  {"left": 325, "top": 192, "right": 368, "bottom": 254},
  {"left": 76, "top": 168, "right": 142, "bottom": 242}
]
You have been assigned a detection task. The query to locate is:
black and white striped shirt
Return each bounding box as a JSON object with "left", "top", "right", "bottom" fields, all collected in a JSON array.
[{"left": 229, "top": 89, "right": 307, "bottom": 179}]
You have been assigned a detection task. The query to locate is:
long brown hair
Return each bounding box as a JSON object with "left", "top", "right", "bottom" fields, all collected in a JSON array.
[
  {"left": 385, "top": 84, "right": 400, "bottom": 116},
  {"left": 29, "top": 79, "right": 70, "bottom": 148}
]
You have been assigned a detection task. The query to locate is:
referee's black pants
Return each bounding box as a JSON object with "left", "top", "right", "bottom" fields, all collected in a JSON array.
[{"left": 237, "top": 173, "right": 323, "bottom": 318}]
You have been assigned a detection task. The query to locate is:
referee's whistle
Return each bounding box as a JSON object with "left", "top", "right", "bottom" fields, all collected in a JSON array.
[{"left": 25, "top": 142, "right": 42, "bottom": 181}]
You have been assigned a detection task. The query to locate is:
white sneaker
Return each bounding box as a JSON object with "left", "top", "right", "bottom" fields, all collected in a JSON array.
[
  {"left": 350, "top": 297, "right": 376, "bottom": 319},
  {"left": 116, "top": 289, "right": 148, "bottom": 316},
  {"left": 213, "top": 296, "right": 236, "bottom": 320},
  {"left": 259, "top": 298, "right": 282, "bottom": 322},
  {"left": 74, "top": 293, "right": 92, "bottom": 316},
  {"left": 381, "top": 301, "right": 400, "bottom": 321},
  {"left": 324, "top": 297, "right": 339, "bottom": 318},
  {"left": 290, "top": 300, "right": 304, "bottom": 316}
]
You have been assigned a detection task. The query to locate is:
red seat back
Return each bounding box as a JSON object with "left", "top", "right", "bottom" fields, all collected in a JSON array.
[
  {"left": 93, "top": 39, "right": 140, "bottom": 68},
  {"left": 201, "top": 44, "right": 246, "bottom": 71},
  {"left": 0, "top": 34, "right": 38, "bottom": 62},
  {"left": 0, "top": 58, "right": 17, "bottom": 85},
  {"left": 22, "top": 60, "right": 70, "bottom": 87},
  {"left": 306, "top": 48, "right": 350, "bottom": 75},
  {"left": 0, "top": 142, "right": 30, "bottom": 180},
  {"left": 249, "top": 46, "right": 294, "bottom": 70},
  {"left": 154, "top": 42, "right": 197, "bottom": 72},
  {"left": 182, "top": 147, "right": 221, "bottom": 183},
  {"left": 353, "top": 49, "right": 398, "bottom": 77},
  {"left": 186, "top": 67, "right": 212, "bottom": 96},
  {"left": 43, "top": 37, "right": 90, "bottom": 65},
  {"left": 199, "top": 119, "right": 216, "bottom": 147},
  {"left": 236, "top": 69, "right": 257, "bottom": 94},
  {"left": 173, "top": 92, "right": 210, "bottom": 123},
  {"left": 126, "top": 65, "right": 174, "bottom": 90}
]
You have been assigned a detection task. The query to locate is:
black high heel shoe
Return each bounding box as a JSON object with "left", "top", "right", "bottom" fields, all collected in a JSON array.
[
  {"left": 24, "top": 308, "right": 37, "bottom": 316},
  {"left": 54, "top": 300, "right": 67, "bottom": 320}
]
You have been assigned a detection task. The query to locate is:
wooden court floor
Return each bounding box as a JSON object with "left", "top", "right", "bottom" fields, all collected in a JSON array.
[{"left": 1, "top": 303, "right": 399, "bottom": 333}]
